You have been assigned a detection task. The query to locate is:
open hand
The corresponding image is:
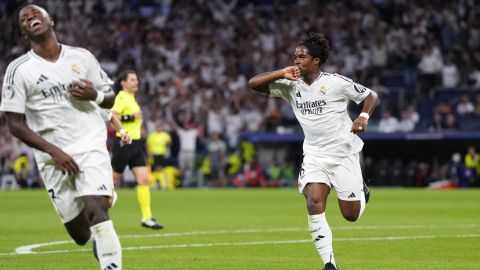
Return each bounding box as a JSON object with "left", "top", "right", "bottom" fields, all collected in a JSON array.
[{"left": 50, "top": 147, "right": 79, "bottom": 175}]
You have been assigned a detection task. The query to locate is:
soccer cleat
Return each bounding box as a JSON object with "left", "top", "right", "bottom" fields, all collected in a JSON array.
[
  {"left": 141, "top": 218, "right": 164, "bottom": 230},
  {"left": 363, "top": 179, "right": 370, "bottom": 204},
  {"left": 92, "top": 240, "right": 98, "bottom": 261},
  {"left": 323, "top": 262, "right": 338, "bottom": 270}
]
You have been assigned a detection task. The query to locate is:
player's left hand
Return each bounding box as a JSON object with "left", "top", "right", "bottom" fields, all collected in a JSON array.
[
  {"left": 70, "top": 79, "right": 96, "bottom": 101},
  {"left": 351, "top": 117, "right": 368, "bottom": 134}
]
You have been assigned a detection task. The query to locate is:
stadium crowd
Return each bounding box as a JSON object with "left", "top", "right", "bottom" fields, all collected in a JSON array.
[{"left": 1, "top": 0, "right": 480, "bottom": 189}]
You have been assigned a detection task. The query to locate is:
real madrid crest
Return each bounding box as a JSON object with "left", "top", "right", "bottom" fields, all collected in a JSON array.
[
  {"left": 319, "top": 86, "right": 327, "bottom": 95},
  {"left": 71, "top": 64, "right": 80, "bottom": 76}
]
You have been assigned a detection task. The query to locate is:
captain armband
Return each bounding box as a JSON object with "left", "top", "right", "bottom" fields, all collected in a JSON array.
[{"left": 120, "top": 115, "right": 135, "bottom": 122}]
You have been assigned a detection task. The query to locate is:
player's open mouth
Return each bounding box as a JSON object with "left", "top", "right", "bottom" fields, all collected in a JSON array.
[{"left": 30, "top": 19, "right": 42, "bottom": 29}]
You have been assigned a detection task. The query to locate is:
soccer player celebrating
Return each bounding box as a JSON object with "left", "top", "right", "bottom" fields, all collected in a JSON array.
[
  {"left": 110, "top": 69, "right": 163, "bottom": 229},
  {"left": 248, "top": 32, "right": 378, "bottom": 270},
  {"left": 0, "top": 4, "right": 122, "bottom": 269}
]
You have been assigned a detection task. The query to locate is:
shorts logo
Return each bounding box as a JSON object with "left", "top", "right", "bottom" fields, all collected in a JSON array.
[
  {"left": 2, "top": 85, "right": 15, "bottom": 99},
  {"left": 348, "top": 192, "right": 356, "bottom": 198},
  {"left": 97, "top": 184, "right": 107, "bottom": 191}
]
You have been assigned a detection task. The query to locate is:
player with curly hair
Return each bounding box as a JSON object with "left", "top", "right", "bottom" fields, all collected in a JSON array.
[{"left": 248, "top": 32, "right": 378, "bottom": 270}]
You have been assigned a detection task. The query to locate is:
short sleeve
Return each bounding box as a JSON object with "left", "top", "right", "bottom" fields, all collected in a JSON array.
[
  {"left": 0, "top": 64, "right": 27, "bottom": 113},
  {"left": 86, "top": 51, "right": 113, "bottom": 93},
  {"left": 98, "top": 108, "right": 112, "bottom": 122},
  {"left": 335, "top": 74, "right": 371, "bottom": 104},
  {"left": 268, "top": 79, "right": 294, "bottom": 102},
  {"left": 111, "top": 94, "right": 125, "bottom": 114}
]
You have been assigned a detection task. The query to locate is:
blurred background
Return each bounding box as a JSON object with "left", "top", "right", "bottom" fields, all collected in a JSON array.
[{"left": 1, "top": 0, "right": 479, "bottom": 190}]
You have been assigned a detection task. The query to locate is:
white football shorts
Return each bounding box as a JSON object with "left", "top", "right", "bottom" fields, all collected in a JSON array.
[
  {"left": 38, "top": 149, "right": 113, "bottom": 223},
  {"left": 298, "top": 152, "right": 364, "bottom": 201}
]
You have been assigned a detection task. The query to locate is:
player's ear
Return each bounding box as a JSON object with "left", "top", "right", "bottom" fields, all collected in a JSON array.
[
  {"left": 49, "top": 17, "right": 54, "bottom": 27},
  {"left": 314, "top": 58, "right": 320, "bottom": 66}
]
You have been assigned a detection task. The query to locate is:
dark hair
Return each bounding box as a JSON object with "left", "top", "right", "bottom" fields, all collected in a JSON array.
[
  {"left": 298, "top": 32, "right": 330, "bottom": 65},
  {"left": 115, "top": 69, "right": 136, "bottom": 92},
  {"left": 16, "top": 2, "right": 49, "bottom": 23}
]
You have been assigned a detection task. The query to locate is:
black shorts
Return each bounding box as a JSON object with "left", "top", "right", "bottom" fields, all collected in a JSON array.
[
  {"left": 152, "top": 155, "right": 169, "bottom": 170},
  {"left": 111, "top": 138, "right": 147, "bottom": 173}
]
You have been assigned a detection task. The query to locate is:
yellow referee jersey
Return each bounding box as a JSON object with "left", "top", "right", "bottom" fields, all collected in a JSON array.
[
  {"left": 147, "top": 131, "right": 171, "bottom": 156},
  {"left": 111, "top": 90, "right": 142, "bottom": 140}
]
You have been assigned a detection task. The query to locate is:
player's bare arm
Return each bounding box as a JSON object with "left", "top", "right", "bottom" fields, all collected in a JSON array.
[
  {"left": 5, "top": 112, "right": 80, "bottom": 174},
  {"left": 351, "top": 91, "right": 379, "bottom": 134},
  {"left": 70, "top": 78, "right": 115, "bottom": 108},
  {"left": 248, "top": 66, "right": 300, "bottom": 95},
  {"left": 109, "top": 113, "right": 131, "bottom": 144}
]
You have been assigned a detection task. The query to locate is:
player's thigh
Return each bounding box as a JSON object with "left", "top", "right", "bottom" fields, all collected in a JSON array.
[
  {"left": 297, "top": 155, "right": 334, "bottom": 194},
  {"left": 40, "top": 163, "right": 84, "bottom": 224},
  {"left": 330, "top": 153, "right": 363, "bottom": 201},
  {"left": 75, "top": 149, "right": 114, "bottom": 198}
]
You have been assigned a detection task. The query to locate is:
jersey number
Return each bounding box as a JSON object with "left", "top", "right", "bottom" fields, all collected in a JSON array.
[{"left": 48, "top": 189, "right": 57, "bottom": 200}]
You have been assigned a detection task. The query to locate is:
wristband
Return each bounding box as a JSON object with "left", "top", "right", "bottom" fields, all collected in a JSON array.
[
  {"left": 94, "top": 91, "right": 105, "bottom": 104},
  {"left": 119, "top": 129, "right": 127, "bottom": 136},
  {"left": 359, "top": 112, "right": 370, "bottom": 120}
]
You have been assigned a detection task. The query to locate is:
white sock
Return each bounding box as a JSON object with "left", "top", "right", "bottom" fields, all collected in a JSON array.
[
  {"left": 308, "top": 213, "right": 336, "bottom": 267},
  {"left": 90, "top": 220, "right": 122, "bottom": 270}
]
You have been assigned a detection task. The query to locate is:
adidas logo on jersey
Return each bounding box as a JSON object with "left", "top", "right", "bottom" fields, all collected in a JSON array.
[
  {"left": 348, "top": 192, "right": 356, "bottom": 198},
  {"left": 36, "top": 74, "right": 48, "bottom": 84},
  {"left": 295, "top": 91, "right": 302, "bottom": 97},
  {"left": 97, "top": 184, "right": 107, "bottom": 191}
]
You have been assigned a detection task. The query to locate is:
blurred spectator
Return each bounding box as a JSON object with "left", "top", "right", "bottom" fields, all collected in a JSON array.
[
  {"left": 396, "top": 110, "right": 416, "bottom": 133},
  {"left": 417, "top": 43, "right": 443, "bottom": 96},
  {"left": 441, "top": 56, "right": 459, "bottom": 88},
  {"left": 428, "top": 112, "right": 444, "bottom": 132},
  {"left": 448, "top": 152, "right": 468, "bottom": 187},
  {"left": 206, "top": 132, "right": 227, "bottom": 187},
  {"left": 443, "top": 113, "right": 460, "bottom": 131},
  {"left": 464, "top": 146, "right": 480, "bottom": 176},
  {"left": 456, "top": 95, "right": 475, "bottom": 116},
  {"left": 475, "top": 95, "right": 480, "bottom": 116},
  {"left": 378, "top": 110, "right": 399, "bottom": 133}
]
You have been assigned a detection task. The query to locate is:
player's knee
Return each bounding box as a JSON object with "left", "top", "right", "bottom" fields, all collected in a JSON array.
[
  {"left": 73, "top": 236, "right": 90, "bottom": 246},
  {"left": 306, "top": 197, "right": 325, "bottom": 214},
  {"left": 342, "top": 213, "right": 359, "bottom": 222}
]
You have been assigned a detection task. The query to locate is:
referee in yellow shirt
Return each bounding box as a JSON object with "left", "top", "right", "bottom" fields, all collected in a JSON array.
[{"left": 111, "top": 69, "right": 162, "bottom": 229}]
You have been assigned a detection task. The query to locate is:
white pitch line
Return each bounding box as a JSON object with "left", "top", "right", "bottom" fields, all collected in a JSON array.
[
  {"left": 2, "top": 234, "right": 479, "bottom": 257},
  {"left": 8, "top": 223, "right": 480, "bottom": 256}
]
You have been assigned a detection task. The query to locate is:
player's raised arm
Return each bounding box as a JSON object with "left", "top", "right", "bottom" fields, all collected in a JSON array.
[
  {"left": 248, "top": 66, "right": 301, "bottom": 95},
  {"left": 4, "top": 112, "right": 79, "bottom": 174}
]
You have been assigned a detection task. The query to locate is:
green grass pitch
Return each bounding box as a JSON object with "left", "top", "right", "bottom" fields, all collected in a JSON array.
[{"left": 0, "top": 188, "right": 479, "bottom": 269}]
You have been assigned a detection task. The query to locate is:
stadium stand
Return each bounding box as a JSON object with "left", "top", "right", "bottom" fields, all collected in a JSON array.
[{"left": 1, "top": 0, "right": 479, "bottom": 188}]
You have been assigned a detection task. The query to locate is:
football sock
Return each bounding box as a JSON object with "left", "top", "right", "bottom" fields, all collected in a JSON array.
[
  {"left": 308, "top": 213, "right": 336, "bottom": 267},
  {"left": 137, "top": 185, "right": 152, "bottom": 221},
  {"left": 90, "top": 220, "right": 122, "bottom": 270}
]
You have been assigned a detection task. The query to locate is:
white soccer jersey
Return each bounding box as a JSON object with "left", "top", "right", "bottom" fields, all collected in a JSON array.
[
  {"left": 0, "top": 44, "right": 113, "bottom": 163},
  {"left": 269, "top": 72, "right": 371, "bottom": 158}
]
